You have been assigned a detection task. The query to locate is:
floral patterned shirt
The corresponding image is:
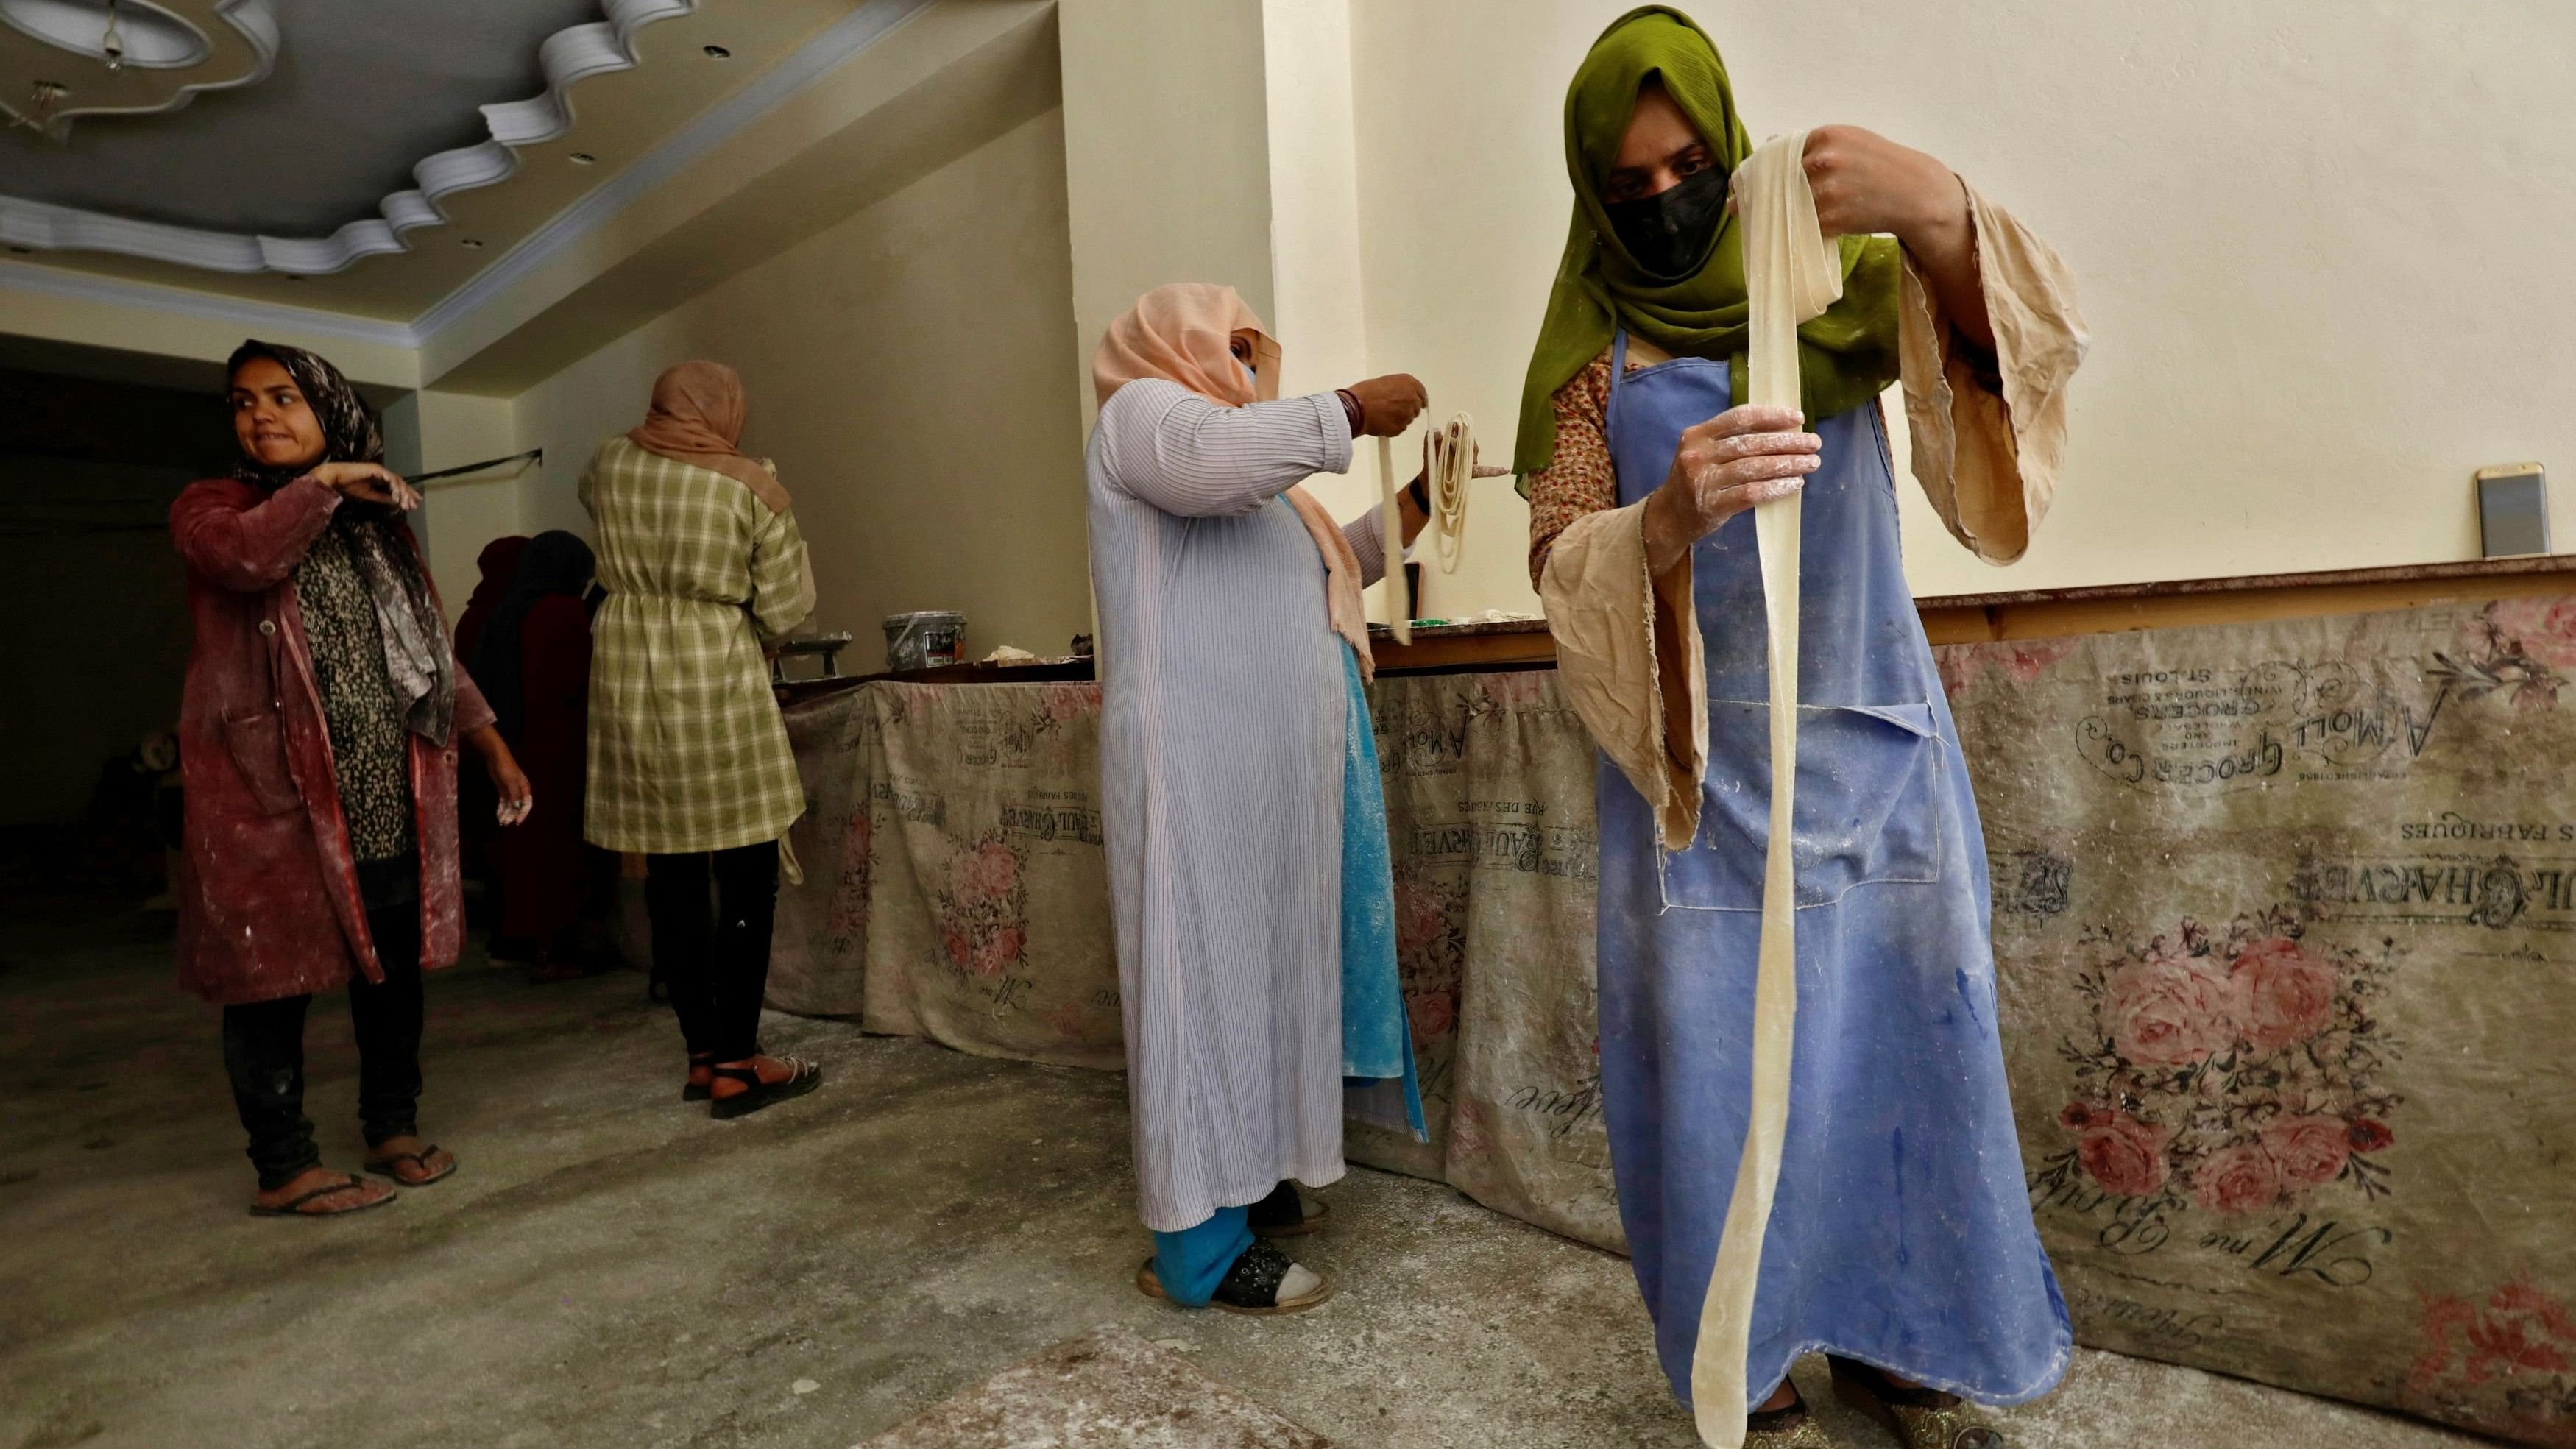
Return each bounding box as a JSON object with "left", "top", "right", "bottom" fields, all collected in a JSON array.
[
  {"left": 1524, "top": 352, "right": 1619, "bottom": 592},
  {"left": 293, "top": 523, "right": 416, "bottom": 865}
]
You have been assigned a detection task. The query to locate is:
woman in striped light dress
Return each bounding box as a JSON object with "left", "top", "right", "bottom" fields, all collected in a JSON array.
[{"left": 1087, "top": 283, "right": 1472, "bottom": 1314}]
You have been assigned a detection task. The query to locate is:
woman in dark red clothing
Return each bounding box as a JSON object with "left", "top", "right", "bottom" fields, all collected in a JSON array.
[
  {"left": 472, "top": 531, "right": 601, "bottom": 979},
  {"left": 453, "top": 536, "right": 529, "bottom": 674},
  {"left": 174, "top": 339, "right": 532, "bottom": 1218},
  {"left": 455, "top": 534, "right": 530, "bottom": 905}
]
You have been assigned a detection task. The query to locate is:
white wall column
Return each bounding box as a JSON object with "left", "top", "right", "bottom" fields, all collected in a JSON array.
[{"left": 1057, "top": 0, "right": 1276, "bottom": 428}]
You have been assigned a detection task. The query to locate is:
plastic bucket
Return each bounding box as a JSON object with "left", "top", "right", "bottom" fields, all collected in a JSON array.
[{"left": 883, "top": 611, "right": 966, "bottom": 672}]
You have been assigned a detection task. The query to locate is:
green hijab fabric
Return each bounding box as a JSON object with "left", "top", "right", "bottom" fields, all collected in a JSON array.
[{"left": 1511, "top": 6, "right": 1903, "bottom": 483}]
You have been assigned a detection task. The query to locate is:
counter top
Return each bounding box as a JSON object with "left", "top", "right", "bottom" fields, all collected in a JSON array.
[{"left": 781, "top": 554, "right": 2576, "bottom": 702}]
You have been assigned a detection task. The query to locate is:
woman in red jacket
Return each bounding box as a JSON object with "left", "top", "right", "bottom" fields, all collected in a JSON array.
[{"left": 174, "top": 339, "right": 531, "bottom": 1218}]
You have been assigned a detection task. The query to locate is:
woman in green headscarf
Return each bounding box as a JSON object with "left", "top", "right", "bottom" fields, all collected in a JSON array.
[{"left": 1526, "top": 8, "right": 2088, "bottom": 1449}]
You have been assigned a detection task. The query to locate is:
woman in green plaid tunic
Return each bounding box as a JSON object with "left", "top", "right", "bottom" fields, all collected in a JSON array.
[{"left": 583, "top": 361, "right": 824, "bottom": 1117}]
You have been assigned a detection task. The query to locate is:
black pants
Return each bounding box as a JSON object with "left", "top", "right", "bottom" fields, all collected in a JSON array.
[
  {"left": 221, "top": 901, "right": 425, "bottom": 1191},
  {"left": 644, "top": 843, "right": 779, "bottom": 1062}
]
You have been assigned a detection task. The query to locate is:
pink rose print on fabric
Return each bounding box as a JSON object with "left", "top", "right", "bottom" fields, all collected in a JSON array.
[
  {"left": 1393, "top": 871, "right": 1468, "bottom": 1051},
  {"left": 2259, "top": 1114, "right": 2353, "bottom": 1187},
  {"left": 827, "top": 811, "right": 875, "bottom": 940},
  {"left": 1933, "top": 637, "right": 2079, "bottom": 698},
  {"left": 2028, "top": 906, "right": 2405, "bottom": 1217},
  {"left": 1396, "top": 879, "right": 1448, "bottom": 957},
  {"left": 1041, "top": 682, "right": 1100, "bottom": 723},
  {"left": 974, "top": 924, "right": 1027, "bottom": 980},
  {"left": 2060, "top": 1103, "right": 2173, "bottom": 1198},
  {"left": 1405, "top": 990, "right": 1457, "bottom": 1046},
  {"left": 2108, "top": 949, "right": 2245, "bottom": 1066},
  {"left": 974, "top": 841, "right": 1019, "bottom": 899},
  {"left": 2435, "top": 597, "right": 2576, "bottom": 707},
  {"left": 2193, "top": 1140, "right": 2285, "bottom": 1216},
  {"left": 2407, "top": 1277, "right": 2576, "bottom": 1445},
  {"left": 935, "top": 831, "right": 1030, "bottom": 985},
  {"left": 2487, "top": 598, "right": 2576, "bottom": 673},
  {"left": 2230, "top": 936, "right": 2341, "bottom": 1053}
]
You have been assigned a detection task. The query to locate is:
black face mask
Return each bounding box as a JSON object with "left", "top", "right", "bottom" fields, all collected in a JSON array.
[{"left": 1602, "top": 164, "right": 1729, "bottom": 281}]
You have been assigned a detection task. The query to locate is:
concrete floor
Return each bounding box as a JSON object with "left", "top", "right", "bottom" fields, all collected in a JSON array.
[{"left": 0, "top": 903, "right": 2492, "bottom": 1449}]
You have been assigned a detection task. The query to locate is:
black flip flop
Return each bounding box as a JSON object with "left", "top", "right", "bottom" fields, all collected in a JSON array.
[
  {"left": 1248, "top": 1182, "right": 1331, "bottom": 1240},
  {"left": 707, "top": 1057, "right": 823, "bottom": 1120},
  {"left": 248, "top": 1173, "right": 394, "bottom": 1218},
  {"left": 362, "top": 1147, "right": 457, "bottom": 1187}
]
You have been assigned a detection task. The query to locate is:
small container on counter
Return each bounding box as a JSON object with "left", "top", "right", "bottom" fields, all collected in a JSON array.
[{"left": 883, "top": 611, "right": 966, "bottom": 673}]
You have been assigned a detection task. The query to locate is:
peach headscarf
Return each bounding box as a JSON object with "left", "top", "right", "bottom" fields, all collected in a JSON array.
[
  {"left": 1093, "top": 283, "right": 1375, "bottom": 679},
  {"left": 628, "top": 360, "right": 791, "bottom": 514}
]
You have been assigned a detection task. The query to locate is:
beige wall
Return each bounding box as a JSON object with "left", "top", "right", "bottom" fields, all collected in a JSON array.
[
  {"left": 381, "top": 389, "right": 523, "bottom": 624},
  {"left": 511, "top": 107, "right": 1090, "bottom": 663},
  {"left": 1338, "top": 0, "right": 2576, "bottom": 612}
]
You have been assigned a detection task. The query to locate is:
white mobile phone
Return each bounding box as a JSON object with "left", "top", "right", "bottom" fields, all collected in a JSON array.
[{"left": 2475, "top": 463, "right": 2549, "bottom": 558}]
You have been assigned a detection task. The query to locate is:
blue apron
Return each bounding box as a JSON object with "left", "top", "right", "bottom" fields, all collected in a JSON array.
[{"left": 1595, "top": 331, "right": 2070, "bottom": 1406}]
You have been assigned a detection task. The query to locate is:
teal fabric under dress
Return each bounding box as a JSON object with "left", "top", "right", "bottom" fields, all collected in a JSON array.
[{"left": 1338, "top": 643, "right": 1426, "bottom": 1138}]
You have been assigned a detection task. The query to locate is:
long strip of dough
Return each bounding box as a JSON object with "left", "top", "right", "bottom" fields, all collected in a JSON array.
[
  {"left": 1686, "top": 130, "right": 1845, "bottom": 1449},
  {"left": 1378, "top": 433, "right": 1411, "bottom": 645}
]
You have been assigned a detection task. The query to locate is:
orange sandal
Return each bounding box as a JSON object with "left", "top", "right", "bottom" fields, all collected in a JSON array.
[
  {"left": 362, "top": 1146, "right": 457, "bottom": 1187},
  {"left": 249, "top": 1172, "right": 394, "bottom": 1218}
]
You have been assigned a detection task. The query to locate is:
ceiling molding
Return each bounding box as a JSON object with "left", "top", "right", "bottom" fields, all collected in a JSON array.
[
  {"left": 0, "top": 0, "right": 278, "bottom": 135},
  {"left": 406, "top": 0, "right": 937, "bottom": 346},
  {"left": 0, "top": 0, "right": 693, "bottom": 276},
  {"left": 0, "top": 255, "right": 422, "bottom": 347},
  {"left": 0, "top": 0, "right": 944, "bottom": 369}
]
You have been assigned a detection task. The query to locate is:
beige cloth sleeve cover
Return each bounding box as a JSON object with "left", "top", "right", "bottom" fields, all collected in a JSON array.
[
  {"left": 1899, "top": 180, "right": 2089, "bottom": 564},
  {"left": 1537, "top": 504, "right": 1706, "bottom": 850}
]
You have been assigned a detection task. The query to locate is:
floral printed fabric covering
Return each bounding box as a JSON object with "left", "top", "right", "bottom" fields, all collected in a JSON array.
[
  {"left": 1955, "top": 595, "right": 2576, "bottom": 1448},
  {"left": 773, "top": 595, "right": 2576, "bottom": 1445},
  {"left": 1347, "top": 669, "right": 1616, "bottom": 1246},
  {"left": 774, "top": 679, "right": 1125, "bottom": 1069}
]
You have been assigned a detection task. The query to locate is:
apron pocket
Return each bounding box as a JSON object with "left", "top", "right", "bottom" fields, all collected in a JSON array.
[
  {"left": 221, "top": 708, "right": 303, "bottom": 816},
  {"left": 1656, "top": 699, "right": 1945, "bottom": 913}
]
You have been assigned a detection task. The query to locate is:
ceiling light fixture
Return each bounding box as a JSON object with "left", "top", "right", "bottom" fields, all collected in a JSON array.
[
  {"left": 0, "top": 0, "right": 269, "bottom": 138},
  {"left": 701, "top": 43, "right": 730, "bottom": 58},
  {"left": 99, "top": 0, "right": 126, "bottom": 72}
]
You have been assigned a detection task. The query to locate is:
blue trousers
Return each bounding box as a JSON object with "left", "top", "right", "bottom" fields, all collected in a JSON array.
[{"left": 1152, "top": 1206, "right": 1253, "bottom": 1307}]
